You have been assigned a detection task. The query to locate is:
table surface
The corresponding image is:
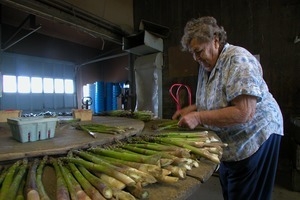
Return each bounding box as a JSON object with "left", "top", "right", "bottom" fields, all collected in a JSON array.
[
  {"left": 0, "top": 116, "right": 219, "bottom": 200},
  {"left": 0, "top": 116, "right": 145, "bottom": 162}
]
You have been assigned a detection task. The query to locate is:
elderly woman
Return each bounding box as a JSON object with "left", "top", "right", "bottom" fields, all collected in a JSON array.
[{"left": 172, "top": 16, "right": 283, "bottom": 200}]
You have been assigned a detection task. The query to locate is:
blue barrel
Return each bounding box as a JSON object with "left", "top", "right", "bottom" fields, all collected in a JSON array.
[
  {"left": 94, "top": 81, "right": 105, "bottom": 114},
  {"left": 112, "top": 83, "right": 121, "bottom": 110},
  {"left": 88, "top": 83, "right": 95, "bottom": 113},
  {"left": 106, "top": 82, "right": 113, "bottom": 111}
]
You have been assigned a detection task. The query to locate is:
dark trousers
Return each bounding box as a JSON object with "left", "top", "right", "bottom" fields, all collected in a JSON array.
[{"left": 219, "top": 134, "right": 282, "bottom": 200}]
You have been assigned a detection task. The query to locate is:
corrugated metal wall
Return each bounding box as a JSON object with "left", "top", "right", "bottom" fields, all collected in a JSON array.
[{"left": 0, "top": 52, "right": 76, "bottom": 114}]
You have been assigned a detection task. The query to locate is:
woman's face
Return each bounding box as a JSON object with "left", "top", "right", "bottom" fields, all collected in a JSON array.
[{"left": 189, "top": 37, "right": 220, "bottom": 72}]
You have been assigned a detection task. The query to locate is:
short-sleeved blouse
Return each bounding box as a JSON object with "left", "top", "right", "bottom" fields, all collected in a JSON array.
[{"left": 196, "top": 43, "right": 283, "bottom": 161}]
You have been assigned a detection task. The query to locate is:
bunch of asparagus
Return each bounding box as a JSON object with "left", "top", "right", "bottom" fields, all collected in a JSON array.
[
  {"left": 0, "top": 130, "right": 225, "bottom": 200},
  {"left": 75, "top": 123, "right": 134, "bottom": 137},
  {"left": 107, "top": 110, "right": 154, "bottom": 122}
]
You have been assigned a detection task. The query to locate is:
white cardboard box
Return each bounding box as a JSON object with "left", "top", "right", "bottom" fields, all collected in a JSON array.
[{"left": 7, "top": 117, "right": 58, "bottom": 143}]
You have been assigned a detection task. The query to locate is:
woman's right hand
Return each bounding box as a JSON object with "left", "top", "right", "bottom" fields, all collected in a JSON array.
[{"left": 172, "top": 104, "right": 197, "bottom": 120}]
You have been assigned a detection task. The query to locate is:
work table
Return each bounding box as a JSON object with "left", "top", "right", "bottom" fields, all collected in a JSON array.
[{"left": 0, "top": 116, "right": 219, "bottom": 200}]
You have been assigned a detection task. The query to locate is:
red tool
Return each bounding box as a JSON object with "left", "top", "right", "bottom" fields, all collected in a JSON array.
[{"left": 169, "top": 83, "right": 192, "bottom": 110}]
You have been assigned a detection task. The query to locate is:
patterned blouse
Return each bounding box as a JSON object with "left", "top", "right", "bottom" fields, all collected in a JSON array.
[{"left": 196, "top": 43, "right": 283, "bottom": 161}]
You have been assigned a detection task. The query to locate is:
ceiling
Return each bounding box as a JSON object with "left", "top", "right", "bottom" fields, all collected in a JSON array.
[{"left": 0, "top": 0, "right": 130, "bottom": 52}]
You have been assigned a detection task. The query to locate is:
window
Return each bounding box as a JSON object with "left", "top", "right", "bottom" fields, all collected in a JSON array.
[
  {"left": 43, "top": 78, "right": 54, "bottom": 93},
  {"left": 54, "top": 79, "right": 64, "bottom": 94},
  {"left": 2, "top": 75, "right": 74, "bottom": 94},
  {"left": 31, "top": 77, "right": 43, "bottom": 93},
  {"left": 65, "top": 79, "right": 74, "bottom": 94},
  {"left": 3, "top": 75, "right": 17, "bottom": 93},
  {"left": 18, "top": 76, "right": 30, "bottom": 93}
]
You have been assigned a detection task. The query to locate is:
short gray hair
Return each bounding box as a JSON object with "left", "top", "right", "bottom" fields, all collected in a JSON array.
[{"left": 181, "top": 16, "right": 227, "bottom": 51}]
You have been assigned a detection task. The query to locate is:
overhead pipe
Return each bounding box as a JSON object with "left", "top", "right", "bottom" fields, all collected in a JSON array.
[{"left": 79, "top": 52, "right": 129, "bottom": 67}]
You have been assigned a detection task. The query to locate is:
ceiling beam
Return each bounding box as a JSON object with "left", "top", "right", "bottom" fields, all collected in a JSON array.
[{"left": 0, "top": 0, "right": 125, "bottom": 45}]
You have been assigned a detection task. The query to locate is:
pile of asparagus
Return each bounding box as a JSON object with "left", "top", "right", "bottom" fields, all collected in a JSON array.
[
  {"left": 0, "top": 130, "right": 226, "bottom": 200},
  {"left": 107, "top": 110, "right": 154, "bottom": 122}
]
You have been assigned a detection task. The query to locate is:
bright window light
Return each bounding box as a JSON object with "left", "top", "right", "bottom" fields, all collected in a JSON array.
[
  {"left": 18, "top": 76, "right": 30, "bottom": 93},
  {"left": 31, "top": 77, "right": 42, "bottom": 93},
  {"left": 83, "top": 84, "right": 89, "bottom": 97},
  {"left": 3, "top": 75, "right": 74, "bottom": 94},
  {"left": 43, "top": 78, "right": 54, "bottom": 93},
  {"left": 54, "top": 79, "right": 64, "bottom": 93},
  {"left": 3, "top": 75, "right": 17, "bottom": 93},
  {"left": 64, "top": 79, "right": 74, "bottom": 94}
]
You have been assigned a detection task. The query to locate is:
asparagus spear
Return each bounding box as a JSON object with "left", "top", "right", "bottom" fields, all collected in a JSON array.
[
  {"left": 77, "top": 165, "right": 113, "bottom": 199},
  {"left": 121, "top": 144, "right": 190, "bottom": 167},
  {"left": 68, "top": 162, "right": 105, "bottom": 200},
  {"left": 90, "top": 155, "right": 163, "bottom": 179},
  {"left": 61, "top": 157, "right": 136, "bottom": 187},
  {"left": 77, "top": 123, "right": 132, "bottom": 135},
  {"left": 58, "top": 159, "right": 91, "bottom": 200},
  {"left": 16, "top": 178, "right": 26, "bottom": 200},
  {"left": 126, "top": 184, "right": 149, "bottom": 199},
  {"left": 49, "top": 157, "right": 70, "bottom": 200},
  {"left": 0, "top": 160, "right": 22, "bottom": 200},
  {"left": 111, "top": 188, "right": 136, "bottom": 200},
  {"left": 89, "top": 147, "right": 162, "bottom": 165},
  {"left": 114, "top": 148, "right": 174, "bottom": 167},
  {"left": 93, "top": 172, "right": 126, "bottom": 190},
  {"left": 154, "top": 137, "right": 220, "bottom": 164},
  {"left": 126, "top": 142, "right": 192, "bottom": 158},
  {"left": 155, "top": 131, "right": 209, "bottom": 138},
  {"left": 73, "top": 150, "right": 156, "bottom": 185},
  {"left": 25, "top": 158, "right": 40, "bottom": 200},
  {"left": 36, "top": 156, "right": 51, "bottom": 200},
  {"left": 6, "top": 159, "right": 28, "bottom": 200},
  {"left": 0, "top": 167, "right": 9, "bottom": 186}
]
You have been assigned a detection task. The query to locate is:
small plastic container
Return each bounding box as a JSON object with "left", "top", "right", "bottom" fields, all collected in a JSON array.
[
  {"left": 7, "top": 116, "right": 58, "bottom": 143},
  {"left": 72, "top": 109, "right": 93, "bottom": 121}
]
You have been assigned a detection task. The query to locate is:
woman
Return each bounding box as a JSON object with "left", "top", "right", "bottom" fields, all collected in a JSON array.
[{"left": 172, "top": 16, "right": 283, "bottom": 200}]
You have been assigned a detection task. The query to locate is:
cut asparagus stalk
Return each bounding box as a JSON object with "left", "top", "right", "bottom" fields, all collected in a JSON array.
[
  {"left": 126, "top": 183, "right": 149, "bottom": 199},
  {"left": 6, "top": 159, "right": 28, "bottom": 200},
  {"left": 68, "top": 162, "right": 105, "bottom": 200},
  {"left": 0, "top": 160, "right": 22, "bottom": 200},
  {"left": 93, "top": 172, "right": 126, "bottom": 190},
  {"left": 36, "top": 156, "right": 51, "bottom": 200},
  {"left": 49, "top": 157, "right": 70, "bottom": 200},
  {"left": 126, "top": 142, "right": 192, "bottom": 158},
  {"left": 155, "top": 131, "right": 208, "bottom": 138},
  {"left": 111, "top": 188, "right": 136, "bottom": 200},
  {"left": 61, "top": 157, "right": 136, "bottom": 186},
  {"left": 89, "top": 147, "right": 162, "bottom": 165},
  {"left": 73, "top": 150, "right": 156, "bottom": 185},
  {"left": 154, "top": 138, "right": 220, "bottom": 164},
  {"left": 77, "top": 165, "right": 113, "bottom": 199},
  {"left": 25, "top": 158, "right": 40, "bottom": 200},
  {"left": 162, "top": 165, "right": 186, "bottom": 179},
  {"left": 16, "top": 178, "right": 26, "bottom": 200},
  {"left": 58, "top": 160, "right": 91, "bottom": 200},
  {"left": 91, "top": 155, "right": 163, "bottom": 178}
]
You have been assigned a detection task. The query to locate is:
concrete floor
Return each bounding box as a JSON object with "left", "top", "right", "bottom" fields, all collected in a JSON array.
[{"left": 187, "top": 160, "right": 300, "bottom": 200}]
